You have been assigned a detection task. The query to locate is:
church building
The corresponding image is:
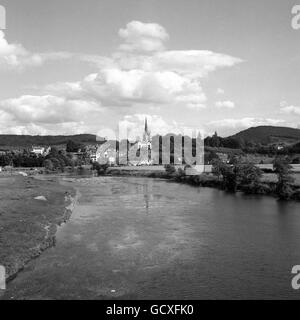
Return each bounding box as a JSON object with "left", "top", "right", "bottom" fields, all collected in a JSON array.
[{"left": 128, "top": 117, "right": 152, "bottom": 165}]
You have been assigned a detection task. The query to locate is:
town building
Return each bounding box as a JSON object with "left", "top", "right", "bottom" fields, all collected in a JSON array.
[
  {"left": 95, "top": 118, "right": 153, "bottom": 166},
  {"left": 96, "top": 141, "right": 117, "bottom": 165},
  {"left": 85, "top": 144, "right": 100, "bottom": 162},
  {"left": 31, "top": 146, "right": 51, "bottom": 156}
]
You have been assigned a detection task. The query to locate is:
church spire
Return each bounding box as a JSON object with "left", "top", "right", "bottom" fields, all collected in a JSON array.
[
  {"left": 143, "top": 117, "right": 151, "bottom": 143},
  {"left": 145, "top": 117, "right": 148, "bottom": 134}
]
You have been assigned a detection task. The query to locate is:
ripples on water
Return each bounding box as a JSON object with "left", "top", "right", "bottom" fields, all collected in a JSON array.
[{"left": 3, "top": 176, "right": 300, "bottom": 299}]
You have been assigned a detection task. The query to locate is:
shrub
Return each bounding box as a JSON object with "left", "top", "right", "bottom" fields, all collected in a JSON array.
[
  {"left": 164, "top": 164, "right": 176, "bottom": 175},
  {"left": 92, "top": 161, "right": 109, "bottom": 175}
]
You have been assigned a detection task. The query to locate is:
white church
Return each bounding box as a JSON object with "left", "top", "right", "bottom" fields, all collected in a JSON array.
[{"left": 128, "top": 117, "right": 153, "bottom": 166}]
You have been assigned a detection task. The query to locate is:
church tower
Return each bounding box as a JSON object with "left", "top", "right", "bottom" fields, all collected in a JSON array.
[
  {"left": 134, "top": 117, "right": 152, "bottom": 165},
  {"left": 143, "top": 117, "right": 151, "bottom": 143}
]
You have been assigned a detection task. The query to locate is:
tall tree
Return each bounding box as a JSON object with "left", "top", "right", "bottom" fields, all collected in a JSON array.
[
  {"left": 273, "top": 156, "right": 295, "bottom": 200},
  {"left": 66, "top": 140, "right": 84, "bottom": 153}
]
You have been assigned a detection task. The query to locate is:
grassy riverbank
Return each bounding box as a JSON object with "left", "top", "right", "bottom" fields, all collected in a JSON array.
[
  {"left": 0, "top": 176, "right": 76, "bottom": 282},
  {"left": 106, "top": 167, "right": 300, "bottom": 200}
]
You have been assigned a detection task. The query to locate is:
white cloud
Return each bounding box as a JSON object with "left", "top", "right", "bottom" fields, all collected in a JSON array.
[
  {"left": 152, "top": 50, "right": 242, "bottom": 78},
  {"left": 45, "top": 69, "right": 207, "bottom": 109},
  {"left": 215, "top": 100, "right": 235, "bottom": 109},
  {"left": 279, "top": 101, "right": 287, "bottom": 108},
  {"left": 0, "top": 122, "right": 94, "bottom": 136},
  {"left": 118, "top": 114, "right": 201, "bottom": 140},
  {"left": 217, "top": 88, "right": 225, "bottom": 94},
  {"left": 118, "top": 21, "right": 169, "bottom": 52},
  {"left": 280, "top": 105, "right": 300, "bottom": 115},
  {"left": 208, "top": 117, "right": 285, "bottom": 129},
  {"left": 0, "top": 94, "right": 102, "bottom": 124},
  {"left": 112, "top": 50, "right": 242, "bottom": 78},
  {"left": 0, "top": 30, "right": 71, "bottom": 69},
  {"left": 0, "top": 21, "right": 243, "bottom": 135},
  {"left": 79, "top": 55, "right": 115, "bottom": 69},
  {"left": 77, "top": 22, "right": 241, "bottom": 110},
  {"left": 40, "top": 20, "right": 242, "bottom": 112}
]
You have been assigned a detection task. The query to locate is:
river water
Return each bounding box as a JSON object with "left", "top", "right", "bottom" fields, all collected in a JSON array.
[{"left": 3, "top": 176, "right": 300, "bottom": 299}]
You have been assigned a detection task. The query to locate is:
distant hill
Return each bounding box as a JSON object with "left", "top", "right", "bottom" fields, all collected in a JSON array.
[
  {"left": 1, "top": 126, "right": 300, "bottom": 149},
  {"left": 229, "top": 126, "right": 300, "bottom": 145},
  {"left": 0, "top": 134, "right": 97, "bottom": 147}
]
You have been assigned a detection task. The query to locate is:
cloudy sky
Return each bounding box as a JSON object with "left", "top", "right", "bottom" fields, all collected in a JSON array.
[{"left": 0, "top": 0, "right": 300, "bottom": 137}]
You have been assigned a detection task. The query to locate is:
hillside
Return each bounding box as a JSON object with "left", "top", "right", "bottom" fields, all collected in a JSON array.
[
  {"left": 229, "top": 126, "right": 300, "bottom": 145},
  {"left": 0, "top": 134, "right": 97, "bottom": 147},
  {"left": 0, "top": 126, "right": 299, "bottom": 148}
]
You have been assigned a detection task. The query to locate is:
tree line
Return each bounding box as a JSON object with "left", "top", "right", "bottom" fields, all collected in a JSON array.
[
  {"left": 163, "top": 156, "right": 298, "bottom": 201},
  {"left": 211, "top": 156, "right": 297, "bottom": 200},
  {"left": 0, "top": 140, "right": 89, "bottom": 171}
]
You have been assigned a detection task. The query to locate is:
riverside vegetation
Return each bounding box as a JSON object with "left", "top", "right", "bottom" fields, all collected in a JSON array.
[
  {"left": 97, "top": 156, "right": 300, "bottom": 201},
  {"left": 0, "top": 140, "right": 89, "bottom": 172},
  {"left": 169, "top": 156, "right": 299, "bottom": 201}
]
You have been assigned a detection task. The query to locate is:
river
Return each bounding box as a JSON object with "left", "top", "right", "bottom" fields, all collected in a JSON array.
[{"left": 3, "top": 176, "right": 300, "bottom": 299}]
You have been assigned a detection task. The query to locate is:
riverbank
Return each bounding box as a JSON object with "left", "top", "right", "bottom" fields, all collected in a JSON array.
[
  {"left": 106, "top": 167, "right": 300, "bottom": 200},
  {"left": 0, "top": 175, "right": 76, "bottom": 282}
]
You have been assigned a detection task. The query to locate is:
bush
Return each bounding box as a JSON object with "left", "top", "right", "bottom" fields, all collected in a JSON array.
[
  {"left": 43, "top": 159, "right": 54, "bottom": 171},
  {"left": 176, "top": 168, "right": 185, "bottom": 177},
  {"left": 291, "top": 189, "right": 300, "bottom": 201},
  {"left": 276, "top": 182, "right": 294, "bottom": 200},
  {"left": 164, "top": 164, "right": 176, "bottom": 175},
  {"left": 292, "top": 157, "right": 300, "bottom": 164},
  {"left": 240, "top": 182, "right": 272, "bottom": 195},
  {"left": 92, "top": 161, "right": 109, "bottom": 175}
]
